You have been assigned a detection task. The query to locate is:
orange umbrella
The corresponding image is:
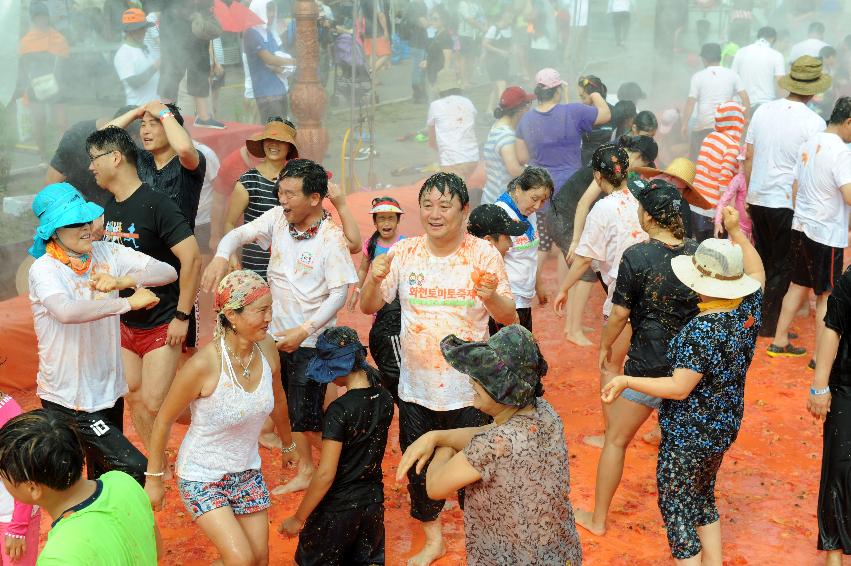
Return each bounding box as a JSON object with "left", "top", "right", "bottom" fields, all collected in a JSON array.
[{"left": 213, "top": 0, "right": 263, "bottom": 32}]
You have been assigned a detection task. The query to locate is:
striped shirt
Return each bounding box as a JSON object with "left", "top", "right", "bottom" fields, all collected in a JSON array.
[
  {"left": 239, "top": 168, "right": 279, "bottom": 280},
  {"left": 693, "top": 101, "right": 745, "bottom": 216},
  {"left": 482, "top": 124, "right": 517, "bottom": 204}
]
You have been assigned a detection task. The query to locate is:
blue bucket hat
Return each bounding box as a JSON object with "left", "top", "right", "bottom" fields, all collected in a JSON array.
[
  {"left": 29, "top": 183, "right": 104, "bottom": 258},
  {"left": 306, "top": 327, "right": 374, "bottom": 384}
]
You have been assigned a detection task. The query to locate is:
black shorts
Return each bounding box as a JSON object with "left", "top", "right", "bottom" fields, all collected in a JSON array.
[
  {"left": 537, "top": 210, "right": 554, "bottom": 253},
  {"left": 459, "top": 36, "right": 480, "bottom": 58},
  {"left": 280, "top": 347, "right": 325, "bottom": 432},
  {"left": 488, "top": 307, "right": 533, "bottom": 335},
  {"left": 790, "top": 230, "right": 843, "bottom": 295},
  {"left": 296, "top": 502, "right": 385, "bottom": 566},
  {"left": 186, "top": 302, "right": 199, "bottom": 350},
  {"left": 159, "top": 37, "right": 211, "bottom": 99}
]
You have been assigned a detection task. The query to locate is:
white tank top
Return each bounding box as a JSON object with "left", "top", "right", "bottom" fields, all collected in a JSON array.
[{"left": 177, "top": 340, "right": 274, "bottom": 483}]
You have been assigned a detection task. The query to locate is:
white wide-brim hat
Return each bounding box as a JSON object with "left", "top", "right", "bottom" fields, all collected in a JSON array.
[{"left": 671, "top": 238, "right": 762, "bottom": 299}]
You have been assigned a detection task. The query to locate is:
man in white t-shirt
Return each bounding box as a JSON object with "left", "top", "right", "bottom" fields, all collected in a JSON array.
[
  {"left": 427, "top": 72, "right": 479, "bottom": 180},
  {"left": 767, "top": 97, "right": 851, "bottom": 362},
  {"left": 191, "top": 140, "right": 220, "bottom": 255},
  {"left": 744, "top": 55, "right": 829, "bottom": 336},
  {"left": 683, "top": 42, "right": 749, "bottom": 159},
  {"left": 360, "top": 173, "right": 516, "bottom": 566},
  {"left": 113, "top": 8, "right": 159, "bottom": 106},
  {"left": 731, "top": 26, "right": 785, "bottom": 109},
  {"left": 789, "top": 22, "right": 829, "bottom": 64},
  {"left": 204, "top": 159, "right": 359, "bottom": 494}
]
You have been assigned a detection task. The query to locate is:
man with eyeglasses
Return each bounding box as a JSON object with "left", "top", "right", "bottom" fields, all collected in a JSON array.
[{"left": 85, "top": 126, "right": 201, "bottom": 467}]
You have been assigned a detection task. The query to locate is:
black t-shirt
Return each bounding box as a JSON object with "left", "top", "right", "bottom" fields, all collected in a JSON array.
[
  {"left": 137, "top": 150, "right": 206, "bottom": 229},
  {"left": 580, "top": 103, "right": 616, "bottom": 165},
  {"left": 546, "top": 165, "right": 596, "bottom": 252},
  {"left": 426, "top": 30, "right": 452, "bottom": 84},
  {"left": 102, "top": 183, "right": 194, "bottom": 329},
  {"left": 50, "top": 119, "right": 110, "bottom": 206},
  {"left": 613, "top": 238, "right": 700, "bottom": 377},
  {"left": 402, "top": 1, "right": 428, "bottom": 48},
  {"left": 318, "top": 386, "right": 394, "bottom": 512}
]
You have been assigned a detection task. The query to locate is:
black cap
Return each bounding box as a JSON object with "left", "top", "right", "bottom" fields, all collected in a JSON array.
[
  {"left": 467, "top": 204, "right": 528, "bottom": 238},
  {"left": 629, "top": 177, "right": 684, "bottom": 225},
  {"left": 617, "top": 81, "right": 646, "bottom": 102},
  {"left": 619, "top": 135, "right": 659, "bottom": 166}
]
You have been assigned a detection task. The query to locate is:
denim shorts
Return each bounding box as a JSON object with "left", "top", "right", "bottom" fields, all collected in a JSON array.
[
  {"left": 622, "top": 387, "right": 662, "bottom": 409},
  {"left": 177, "top": 469, "right": 270, "bottom": 519}
]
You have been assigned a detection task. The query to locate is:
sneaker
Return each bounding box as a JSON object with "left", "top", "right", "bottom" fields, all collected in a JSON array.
[
  {"left": 808, "top": 359, "right": 816, "bottom": 370},
  {"left": 195, "top": 117, "right": 226, "bottom": 129},
  {"left": 766, "top": 343, "right": 808, "bottom": 358}
]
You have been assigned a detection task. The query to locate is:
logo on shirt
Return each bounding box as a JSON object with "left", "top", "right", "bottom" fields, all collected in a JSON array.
[
  {"left": 103, "top": 221, "right": 140, "bottom": 249},
  {"left": 408, "top": 272, "right": 425, "bottom": 287},
  {"left": 296, "top": 251, "right": 315, "bottom": 273},
  {"left": 90, "top": 420, "right": 110, "bottom": 437}
]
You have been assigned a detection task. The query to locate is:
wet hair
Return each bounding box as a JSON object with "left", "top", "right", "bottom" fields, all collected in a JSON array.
[
  {"left": 650, "top": 208, "right": 686, "bottom": 240},
  {"left": 829, "top": 97, "right": 851, "bottom": 125},
  {"left": 507, "top": 166, "right": 554, "bottom": 199},
  {"left": 757, "top": 26, "right": 776, "bottom": 41},
  {"left": 633, "top": 110, "right": 658, "bottom": 134},
  {"left": 0, "top": 410, "right": 84, "bottom": 491},
  {"left": 809, "top": 22, "right": 825, "bottom": 37},
  {"left": 820, "top": 45, "right": 837, "bottom": 60},
  {"left": 85, "top": 126, "right": 138, "bottom": 165},
  {"left": 218, "top": 305, "right": 244, "bottom": 332},
  {"left": 591, "top": 143, "right": 629, "bottom": 187},
  {"left": 700, "top": 42, "right": 722, "bottom": 63},
  {"left": 578, "top": 75, "right": 607, "bottom": 98},
  {"left": 165, "top": 103, "right": 185, "bottom": 127},
  {"left": 533, "top": 84, "right": 560, "bottom": 103},
  {"left": 618, "top": 134, "right": 658, "bottom": 167},
  {"left": 321, "top": 327, "right": 381, "bottom": 387},
  {"left": 278, "top": 158, "right": 328, "bottom": 198},
  {"left": 418, "top": 172, "right": 469, "bottom": 208},
  {"left": 613, "top": 100, "right": 637, "bottom": 128},
  {"left": 530, "top": 339, "right": 548, "bottom": 406},
  {"left": 493, "top": 104, "right": 528, "bottom": 120}
]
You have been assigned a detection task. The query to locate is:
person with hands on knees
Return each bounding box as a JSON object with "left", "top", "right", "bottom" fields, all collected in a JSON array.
[
  {"left": 203, "top": 159, "right": 359, "bottom": 496},
  {"left": 279, "top": 327, "right": 393, "bottom": 566},
  {"left": 810, "top": 265, "right": 851, "bottom": 566},
  {"left": 28, "top": 182, "right": 177, "bottom": 487},
  {"left": 359, "top": 173, "right": 516, "bottom": 566},
  {"left": 397, "top": 325, "right": 582, "bottom": 566},
  {"left": 86, "top": 126, "right": 201, "bottom": 462},
  {"left": 601, "top": 206, "right": 765, "bottom": 565},
  {"left": 145, "top": 270, "right": 295, "bottom": 566}
]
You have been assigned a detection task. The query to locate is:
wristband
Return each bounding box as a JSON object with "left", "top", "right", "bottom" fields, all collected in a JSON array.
[
  {"left": 158, "top": 110, "right": 175, "bottom": 121},
  {"left": 144, "top": 471, "right": 165, "bottom": 477},
  {"left": 811, "top": 386, "right": 830, "bottom": 396},
  {"left": 282, "top": 441, "right": 297, "bottom": 454}
]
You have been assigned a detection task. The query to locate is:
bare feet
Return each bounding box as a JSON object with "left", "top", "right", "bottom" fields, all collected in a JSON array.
[
  {"left": 271, "top": 468, "right": 312, "bottom": 495},
  {"left": 259, "top": 431, "right": 283, "bottom": 450},
  {"left": 574, "top": 508, "right": 606, "bottom": 536},
  {"left": 565, "top": 331, "right": 593, "bottom": 347},
  {"left": 407, "top": 538, "right": 446, "bottom": 566},
  {"left": 641, "top": 425, "right": 661, "bottom": 446},
  {"left": 583, "top": 434, "right": 605, "bottom": 448}
]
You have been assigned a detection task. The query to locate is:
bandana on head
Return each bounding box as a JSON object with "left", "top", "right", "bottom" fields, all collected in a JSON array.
[
  {"left": 214, "top": 270, "right": 271, "bottom": 337},
  {"left": 289, "top": 209, "right": 330, "bottom": 241},
  {"left": 306, "top": 326, "right": 372, "bottom": 384}
]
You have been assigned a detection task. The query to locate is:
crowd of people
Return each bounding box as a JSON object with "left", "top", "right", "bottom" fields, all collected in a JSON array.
[{"left": 3, "top": 1, "right": 851, "bottom": 566}]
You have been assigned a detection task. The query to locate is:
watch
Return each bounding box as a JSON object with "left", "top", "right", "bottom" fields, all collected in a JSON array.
[{"left": 174, "top": 310, "right": 191, "bottom": 322}]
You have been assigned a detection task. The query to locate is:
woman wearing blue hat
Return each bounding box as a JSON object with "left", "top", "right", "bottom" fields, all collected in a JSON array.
[{"left": 27, "top": 182, "right": 177, "bottom": 485}]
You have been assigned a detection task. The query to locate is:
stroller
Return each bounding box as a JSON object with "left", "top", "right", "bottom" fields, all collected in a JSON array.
[{"left": 331, "top": 33, "right": 376, "bottom": 107}]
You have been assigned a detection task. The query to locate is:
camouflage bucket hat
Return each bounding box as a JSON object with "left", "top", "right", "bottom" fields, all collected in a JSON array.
[{"left": 440, "top": 325, "right": 547, "bottom": 408}]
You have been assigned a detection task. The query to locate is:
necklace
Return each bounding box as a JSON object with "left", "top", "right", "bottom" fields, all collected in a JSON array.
[{"left": 225, "top": 341, "right": 256, "bottom": 380}]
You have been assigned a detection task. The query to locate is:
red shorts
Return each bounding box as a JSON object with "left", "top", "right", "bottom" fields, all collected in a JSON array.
[{"left": 121, "top": 323, "right": 170, "bottom": 358}]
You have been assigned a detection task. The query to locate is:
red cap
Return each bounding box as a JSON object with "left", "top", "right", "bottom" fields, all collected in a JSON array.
[{"left": 498, "top": 86, "right": 535, "bottom": 111}]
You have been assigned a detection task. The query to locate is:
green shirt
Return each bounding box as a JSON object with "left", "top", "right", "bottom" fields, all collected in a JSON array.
[{"left": 37, "top": 471, "right": 156, "bottom": 566}]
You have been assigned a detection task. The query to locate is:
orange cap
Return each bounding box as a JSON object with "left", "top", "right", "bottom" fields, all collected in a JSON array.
[{"left": 122, "top": 8, "right": 152, "bottom": 31}]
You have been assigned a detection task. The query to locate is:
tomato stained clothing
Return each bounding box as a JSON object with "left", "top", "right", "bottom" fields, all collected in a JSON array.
[{"left": 380, "top": 234, "right": 513, "bottom": 411}]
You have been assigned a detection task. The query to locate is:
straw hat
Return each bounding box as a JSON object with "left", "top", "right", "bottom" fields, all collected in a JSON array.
[
  {"left": 778, "top": 56, "right": 832, "bottom": 96},
  {"left": 245, "top": 121, "right": 299, "bottom": 159},
  {"left": 633, "top": 157, "right": 712, "bottom": 209},
  {"left": 671, "top": 238, "right": 761, "bottom": 299}
]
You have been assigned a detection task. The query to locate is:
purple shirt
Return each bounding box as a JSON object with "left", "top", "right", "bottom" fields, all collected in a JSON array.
[{"left": 515, "top": 103, "right": 598, "bottom": 192}]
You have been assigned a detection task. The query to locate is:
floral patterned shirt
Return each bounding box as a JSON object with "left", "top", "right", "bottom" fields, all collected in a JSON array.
[
  {"left": 663, "top": 290, "right": 763, "bottom": 452},
  {"left": 463, "top": 399, "right": 583, "bottom": 565}
]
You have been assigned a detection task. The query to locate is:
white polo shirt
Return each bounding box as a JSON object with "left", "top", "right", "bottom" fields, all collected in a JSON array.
[
  {"left": 731, "top": 39, "right": 785, "bottom": 105},
  {"left": 688, "top": 66, "right": 745, "bottom": 131}
]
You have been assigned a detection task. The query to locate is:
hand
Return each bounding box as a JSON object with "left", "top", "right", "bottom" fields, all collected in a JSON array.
[
  {"left": 474, "top": 273, "right": 498, "bottom": 302},
  {"left": 144, "top": 100, "right": 168, "bottom": 116},
  {"left": 90, "top": 272, "right": 125, "bottom": 292},
  {"left": 397, "top": 431, "right": 438, "bottom": 479},
  {"left": 201, "top": 256, "right": 229, "bottom": 293},
  {"left": 347, "top": 289, "right": 360, "bottom": 311},
  {"left": 598, "top": 346, "right": 612, "bottom": 372},
  {"left": 274, "top": 326, "right": 309, "bottom": 353},
  {"left": 681, "top": 123, "right": 689, "bottom": 139},
  {"left": 145, "top": 478, "right": 165, "bottom": 511},
  {"left": 127, "top": 287, "right": 160, "bottom": 310},
  {"left": 713, "top": 223, "right": 725, "bottom": 238},
  {"left": 807, "top": 389, "right": 832, "bottom": 421},
  {"left": 281, "top": 445, "right": 300, "bottom": 468},
  {"left": 601, "top": 375, "right": 629, "bottom": 404},
  {"left": 566, "top": 241, "right": 578, "bottom": 265},
  {"left": 4, "top": 535, "right": 25, "bottom": 563},
  {"left": 553, "top": 288, "right": 568, "bottom": 317},
  {"left": 228, "top": 254, "right": 241, "bottom": 273},
  {"left": 419, "top": 60, "right": 427, "bottom": 69},
  {"left": 535, "top": 279, "right": 549, "bottom": 306},
  {"left": 369, "top": 254, "right": 393, "bottom": 283},
  {"left": 166, "top": 317, "right": 189, "bottom": 347},
  {"left": 211, "top": 62, "right": 223, "bottom": 77},
  {"left": 278, "top": 516, "right": 304, "bottom": 537},
  {"left": 721, "top": 206, "right": 740, "bottom": 236},
  {"left": 326, "top": 182, "right": 345, "bottom": 209}
]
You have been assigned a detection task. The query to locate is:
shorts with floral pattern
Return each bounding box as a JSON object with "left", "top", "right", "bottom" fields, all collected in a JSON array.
[{"left": 177, "top": 469, "right": 271, "bottom": 519}]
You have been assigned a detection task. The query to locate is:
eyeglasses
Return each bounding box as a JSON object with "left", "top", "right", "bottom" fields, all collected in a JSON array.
[
  {"left": 89, "top": 150, "right": 116, "bottom": 163},
  {"left": 62, "top": 221, "right": 92, "bottom": 229}
]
